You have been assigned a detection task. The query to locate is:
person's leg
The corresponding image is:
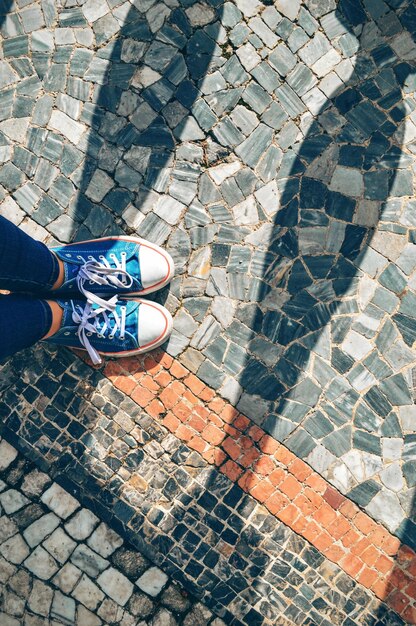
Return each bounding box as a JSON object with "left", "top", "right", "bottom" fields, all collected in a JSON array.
[
  {"left": 0, "top": 295, "right": 60, "bottom": 361},
  {"left": 0, "top": 216, "right": 64, "bottom": 292}
]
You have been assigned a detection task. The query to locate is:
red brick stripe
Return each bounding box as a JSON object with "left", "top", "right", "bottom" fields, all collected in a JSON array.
[{"left": 97, "top": 350, "right": 416, "bottom": 623}]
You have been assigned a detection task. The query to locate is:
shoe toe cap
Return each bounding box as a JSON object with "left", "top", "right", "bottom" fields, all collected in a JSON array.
[
  {"left": 138, "top": 301, "right": 172, "bottom": 348},
  {"left": 139, "top": 245, "right": 174, "bottom": 290}
]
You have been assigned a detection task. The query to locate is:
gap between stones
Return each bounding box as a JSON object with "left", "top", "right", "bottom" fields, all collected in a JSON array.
[{"left": 92, "top": 348, "right": 416, "bottom": 624}]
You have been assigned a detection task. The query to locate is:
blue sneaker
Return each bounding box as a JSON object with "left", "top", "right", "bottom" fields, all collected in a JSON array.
[
  {"left": 43, "top": 297, "right": 173, "bottom": 365},
  {"left": 49, "top": 236, "right": 174, "bottom": 302}
]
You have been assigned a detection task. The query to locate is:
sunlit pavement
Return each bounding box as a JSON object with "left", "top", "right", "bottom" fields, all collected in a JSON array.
[{"left": 0, "top": 0, "right": 416, "bottom": 624}]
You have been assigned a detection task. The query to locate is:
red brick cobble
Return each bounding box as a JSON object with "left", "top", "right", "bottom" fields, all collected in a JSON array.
[{"left": 98, "top": 350, "right": 416, "bottom": 623}]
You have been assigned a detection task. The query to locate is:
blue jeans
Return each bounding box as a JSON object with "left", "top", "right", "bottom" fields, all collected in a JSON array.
[{"left": 0, "top": 215, "right": 59, "bottom": 360}]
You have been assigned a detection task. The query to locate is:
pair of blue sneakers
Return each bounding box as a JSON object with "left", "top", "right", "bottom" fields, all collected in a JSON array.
[{"left": 44, "top": 236, "right": 174, "bottom": 365}]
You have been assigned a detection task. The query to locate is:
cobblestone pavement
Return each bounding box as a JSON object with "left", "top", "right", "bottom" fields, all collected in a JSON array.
[
  {"left": 0, "top": 0, "right": 416, "bottom": 624},
  {"left": 0, "top": 437, "right": 225, "bottom": 626},
  {"left": 0, "top": 367, "right": 408, "bottom": 625}
]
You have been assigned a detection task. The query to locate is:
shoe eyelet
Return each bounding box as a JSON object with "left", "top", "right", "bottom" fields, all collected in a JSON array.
[
  {"left": 120, "top": 335, "right": 125, "bottom": 340},
  {"left": 64, "top": 332, "right": 70, "bottom": 336},
  {"left": 86, "top": 332, "right": 92, "bottom": 336},
  {"left": 97, "top": 334, "right": 104, "bottom": 338},
  {"left": 109, "top": 336, "right": 114, "bottom": 340},
  {"left": 89, "top": 281, "right": 94, "bottom": 285},
  {"left": 66, "top": 253, "right": 72, "bottom": 257}
]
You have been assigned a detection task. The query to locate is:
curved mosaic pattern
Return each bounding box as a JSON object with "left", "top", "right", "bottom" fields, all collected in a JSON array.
[
  {"left": 0, "top": 0, "right": 416, "bottom": 552},
  {"left": 0, "top": 347, "right": 407, "bottom": 625}
]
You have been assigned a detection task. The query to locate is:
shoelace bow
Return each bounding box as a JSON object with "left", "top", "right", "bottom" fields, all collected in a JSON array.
[
  {"left": 75, "top": 253, "right": 134, "bottom": 308},
  {"left": 71, "top": 296, "right": 127, "bottom": 365}
]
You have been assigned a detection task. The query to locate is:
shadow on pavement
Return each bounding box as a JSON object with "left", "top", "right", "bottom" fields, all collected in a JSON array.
[
  {"left": 232, "top": 1, "right": 416, "bottom": 620},
  {"left": 65, "top": 0, "right": 416, "bottom": 621},
  {"left": 0, "top": 0, "right": 415, "bottom": 623},
  {"left": 0, "top": 343, "right": 403, "bottom": 625}
]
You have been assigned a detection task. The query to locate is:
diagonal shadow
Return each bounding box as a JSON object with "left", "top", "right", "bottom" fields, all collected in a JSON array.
[
  {"left": 0, "top": 1, "right": 13, "bottom": 28},
  {"left": 219, "top": 0, "right": 416, "bottom": 621},
  {"left": 0, "top": 0, "right": 415, "bottom": 622},
  {"left": 229, "top": 0, "right": 416, "bottom": 547},
  {"left": 67, "top": 0, "right": 225, "bottom": 259},
  {"left": 0, "top": 344, "right": 405, "bottom": 625}
]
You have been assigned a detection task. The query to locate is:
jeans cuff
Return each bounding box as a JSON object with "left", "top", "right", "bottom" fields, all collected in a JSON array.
[
  {"left": 39, "top": 299, "right": 53, "bottom": 338},
  {"left": 43, "top": 247, "right": 60, "bottom": 291}
]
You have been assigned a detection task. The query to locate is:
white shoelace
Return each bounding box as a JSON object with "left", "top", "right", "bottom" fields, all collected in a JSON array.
[
  {"left": 71, "top": 296, "right": 127, "bottom": 365},
  {"left": 75, "top": 253, "right": 134, "bottom": 308}
]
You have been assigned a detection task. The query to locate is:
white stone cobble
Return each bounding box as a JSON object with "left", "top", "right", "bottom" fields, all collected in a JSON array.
[
  {"left": 96, "top": 567, "right": 134, "bottom": 605},
  {"left": 48, "top": 111, "right": 87, "bottom": 146},
  {"left": 41, "top": 484, "right": 79, "bottom": 520},
  {"left": 236, "top": 43, "right": 261, "bottom": 72},
  {"left": 71, "top": 574, "right": 105, "bottom": 611},
  {"left": 136, "top": 568, "right": 169, "bottom": 597},
  {"left": 64, "top": 509, "right": 99, "bottom": 541},
  {"left": 0, "top": 118, "right": 30, "bottom": 143},
  {"left": 0, "top": 535, "right": 30, "bottom": 565},
  {"left": 52, "top": 562, "right": 83, "bottom": 595},
  {"left": 43, "top": 528, "right": 77, "bottom": 565},
  {"left": 0, "top": 441, "right": 18, "bottom": 470},
  {"left": 0, "top": 490, "right": 28, "bottom": 514},
  {"left": 0, "top": 440, "right": 209, "bottom": 623},
  {"left": 23, "top": 546, "right": 59, "bottom": 580},
  {"left": 87, "top": 523, "right": 123, "bottom": 558},
  {"left": 70, "top": 544, "right": 109, "bottom": 578},
  {"left": 82, "top": 0, "right": 110, "bottom": 23},
  {"left": 275, "top": 0, "right": 301, "bottom": 20},
  {"left": 23, "top": 513, "right": 61, "bottom": 548}
]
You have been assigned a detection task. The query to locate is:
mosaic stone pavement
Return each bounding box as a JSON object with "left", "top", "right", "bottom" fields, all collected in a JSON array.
[
  {"left": 0, "top": 0, "right": 416, "bottom": 623},
  {"left": 0, "top": 349, "right": 408, "bottom": 625},
  {"left": 0, "top": 437, "right": 225, "bottom": 626}
]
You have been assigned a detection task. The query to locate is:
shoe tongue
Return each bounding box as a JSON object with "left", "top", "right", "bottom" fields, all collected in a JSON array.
[
  {"left": 58, "top": 299, "right": 101, "bottom": 328},
  {"left": 118, "top": 300, "right": 137, "bottom": 338},
  {"left": 58, "top": 298, "right": 138, "bottom": 331}
]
